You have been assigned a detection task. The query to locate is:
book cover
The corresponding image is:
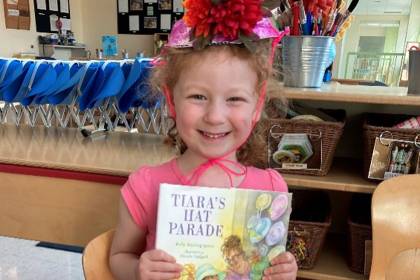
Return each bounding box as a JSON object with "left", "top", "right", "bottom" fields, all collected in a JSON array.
[{"left": 156, "top": 183, "right": 292, "bottom": 280}]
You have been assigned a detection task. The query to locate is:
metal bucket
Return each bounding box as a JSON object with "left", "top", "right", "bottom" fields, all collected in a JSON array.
[
  {"left": 282, "top": 36, "right": 335, "bottom": 88},
  {"left": 408, "top": 47, "right": 420, "bottom": 95}
]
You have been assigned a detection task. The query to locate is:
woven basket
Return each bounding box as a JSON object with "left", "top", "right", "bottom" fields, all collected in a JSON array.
[
  {"left": 266, "top": 109, "right": 345, "bottom": 176},
  {"left": 363, "top": 113, "right": 420, "bottom": 177},
  {"left": 287, "top": 190, "right": 331, "bottom": 269},
  {"left": 347, "top": 194, "right": 372, "bottom": 274}
]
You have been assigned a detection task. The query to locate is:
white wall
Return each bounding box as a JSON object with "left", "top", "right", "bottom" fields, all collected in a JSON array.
[
  {"left": 0, "top": 0, "right": 153, "bottom": 58},
  {"left": 406, "top": 0, "right": 420, "bottom": 42}
]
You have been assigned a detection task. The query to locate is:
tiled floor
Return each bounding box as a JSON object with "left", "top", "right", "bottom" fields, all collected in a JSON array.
[{"left": 0, "top": 236, "right": 84, "bottom": 280}]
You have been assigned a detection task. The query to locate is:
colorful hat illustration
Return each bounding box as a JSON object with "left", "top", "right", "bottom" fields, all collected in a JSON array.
[
  {"left": 195, "top": 263, "right": 219, "bottom": 280},
  {"left": 258, "top": 243, "right": 269, "bottom": 257},
  {"left": 180, "top": 263, "right": 196, "bottom": 280},
  {"left": 249, "top": 217, "right": 271, "bottom": 243},
  {"left": 255, "top": 193, "right": 272, "bottom": 212},
  {"left": 269, "top": 194, "right": 289, "bottom": 221},
  {"left": 267, "top": 245, "right": 286, "bottom": 262},
  {"left": 265, "top": 221, "right": 286, "bottom": 246},
  {"left": 247, "top": 215, "right": 259, "bottom": 230}
]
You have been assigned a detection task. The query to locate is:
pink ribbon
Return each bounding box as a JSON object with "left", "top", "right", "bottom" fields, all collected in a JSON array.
[{"left": 181, "top": 158, "right": 246, "bottom": 186}]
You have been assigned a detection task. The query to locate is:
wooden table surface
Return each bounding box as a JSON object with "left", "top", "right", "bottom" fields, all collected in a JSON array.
[{"left": 0, "top": 124, "right": 176, "bottom": 176}]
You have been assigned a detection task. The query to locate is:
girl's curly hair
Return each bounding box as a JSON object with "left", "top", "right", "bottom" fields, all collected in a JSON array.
[{"left": 149, "top": 41, "right": 287, "bottom": 167}]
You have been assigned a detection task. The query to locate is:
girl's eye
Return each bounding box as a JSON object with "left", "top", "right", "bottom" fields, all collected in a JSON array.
[
  {"left": 227, "top": 96, "right": 246, "bottom": 102},
  {"left": 188, "top": 94, "right": 207, "bottom": 100}
]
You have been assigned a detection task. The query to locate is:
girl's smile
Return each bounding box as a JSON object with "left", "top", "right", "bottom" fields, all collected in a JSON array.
[{"left": 199, "top": 130, "right": 230, "bottom": 140}]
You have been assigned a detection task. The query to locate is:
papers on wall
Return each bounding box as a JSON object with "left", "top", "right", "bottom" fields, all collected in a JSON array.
[
  {"left": 34, "top": 0, "right": 70, "bottom": 32},
  {"left": 61, "top": 17, "right": 71, "bottom": 30},
  {"left": 117, "top": 0, "right": 183, "bottom": 34},
  {"left": 118, "top": 0, "right": 129, "bottom": 13},
  {"left": 7, "top": 9, "right": 19, "bottom": 16},
  {"left": 49, "top": 0, "right": 58, "bottom": 11},
  {"left": 102, "top": 35, "right": 118, "bottom": 56},
  {"left": 147, "top": 6, "right": 153, "bottom": 16},
  {"left": 160, "top": 14, "right": 170, "bottom": 30},
  {"left": 129, "top": 15, "right": 139, "bottom": 31},
  {"left": 144, "top": 17, "right": 156, "bottom": 28},
  {"left": 172, "top": 0, "right": 183, "bottom": 13},
  {"left": 36, "top": 0, "right": 47, "bottom": 10},
  {"left": 130, "top": 0, "right": 143, "bottom": 10},
  {"left": 50, "top": 14, "right": 58, "bottom": 31},
  {"left": 4, "top": 0, "right": 30, "bottom": 30},
  {"left": 59, "top": 0, "right": 69, "bottom": 13}
]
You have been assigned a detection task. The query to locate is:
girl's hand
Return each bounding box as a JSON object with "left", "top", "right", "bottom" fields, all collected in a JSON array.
[
  {"left": 263, "top": 252, "right": 298, "bottom": 280},
  {"left": 136, "top": 249, "right": 183, "bottom": 280}
]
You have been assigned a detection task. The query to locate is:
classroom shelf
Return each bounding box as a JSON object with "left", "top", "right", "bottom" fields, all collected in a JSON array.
[
  {"left": 279, "top": 83, "right": 420, "bottom": 106},
  {"left": 297, "top": 235, "right": 365, "bottom": 280},
  {"left": 283, "top": 158, "right": 377, "bottom": 193}
]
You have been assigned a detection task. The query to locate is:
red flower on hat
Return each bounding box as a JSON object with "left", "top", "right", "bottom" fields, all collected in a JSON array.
[{"left": 184, "top": 0, "right": 263, "bottom": 40}]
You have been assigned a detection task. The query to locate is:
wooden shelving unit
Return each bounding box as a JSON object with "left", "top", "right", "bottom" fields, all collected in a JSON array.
[
  {"left": 282, "top": 160, "right": 373, "bottom": 280},
  {"left": 298, "top": 235, "right": 365, "bottom": 280},
  {"left": 283, "top": 159, "right": 377, "bottom": 193},
  {"left": 280, "top": 83, "right": 420, "bottom": 106},
  {"left": 276, "top": 84, "right": 420, "bottom": 280}
]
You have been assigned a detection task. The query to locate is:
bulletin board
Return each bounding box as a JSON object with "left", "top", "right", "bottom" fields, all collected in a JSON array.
[
  {"left": 3, "top": 0, "right": 30, "bottom": 30},
  {"left": 33, "top": 0, "right": 71, "bottom": 33},
  {"left": 117, "top": 0, "right": 184, "bottom": 35}
]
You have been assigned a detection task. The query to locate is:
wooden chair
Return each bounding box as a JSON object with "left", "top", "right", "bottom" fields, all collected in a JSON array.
[
  {"left": 82, "top": 229, "right": 115, "bottom": 280},
  {"left": 369, "top": 174, "right": 420, "bottom": 280},
  {"left": 386, "top": 248, "right": 420, "bottom": 280}
]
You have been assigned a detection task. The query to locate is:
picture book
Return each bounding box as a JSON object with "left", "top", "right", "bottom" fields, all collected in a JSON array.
[{"left": 155, "top": 183, "right": 292, "bottom": 280}]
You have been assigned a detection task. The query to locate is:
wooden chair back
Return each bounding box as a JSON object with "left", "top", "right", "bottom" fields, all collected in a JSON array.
[
  {"left": 82, "top": 229, "right": 115, "bottom": 280},
  {"left": 369, "top": 174, "right": 420, "bottom": 279}
]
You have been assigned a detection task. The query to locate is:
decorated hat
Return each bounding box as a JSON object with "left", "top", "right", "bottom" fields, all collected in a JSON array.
[
  {"left": 267, "top": 245, "right": 286, "bottom": 262},
  {"left": 269, "top": 193, "right": 289, "bottom": 221},
  {"left": 265, "top": 221, "right": 286, "bottom": 246},
  {"left": 166, "top": 0, "right": 286, "bottom": 50},
  {"left": 249, "top": 217, "right": 271, "bottom": 243}
]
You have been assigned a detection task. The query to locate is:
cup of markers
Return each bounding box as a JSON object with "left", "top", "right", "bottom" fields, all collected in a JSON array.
[{"left": 273, "top": 0, "right": 359, "bottom": 87}]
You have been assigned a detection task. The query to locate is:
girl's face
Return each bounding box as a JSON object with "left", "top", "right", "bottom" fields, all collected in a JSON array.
[{"left": 173, "top": 49, "right": 259, "bottom": 161}]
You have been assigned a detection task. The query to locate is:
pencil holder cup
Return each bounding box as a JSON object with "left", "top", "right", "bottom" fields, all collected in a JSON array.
[{"left": 282, "top": 36, "right": 335, "bottom": 88}]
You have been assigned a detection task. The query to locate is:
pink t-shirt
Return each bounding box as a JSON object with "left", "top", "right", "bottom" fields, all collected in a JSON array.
[{"left": 121, "top": 158, "right": 288, "bottom": 250}]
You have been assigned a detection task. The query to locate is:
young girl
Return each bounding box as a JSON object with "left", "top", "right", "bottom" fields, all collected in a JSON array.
[{"left": 109, "top": 1, "right": 297, "bottom": 279}]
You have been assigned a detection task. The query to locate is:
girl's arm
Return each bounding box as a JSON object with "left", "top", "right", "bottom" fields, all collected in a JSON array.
[{"left": 109, "top": 197, "right": 183, "bottom": 280}]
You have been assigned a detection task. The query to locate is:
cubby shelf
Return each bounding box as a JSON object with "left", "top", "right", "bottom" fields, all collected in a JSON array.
[
  {"left": 297, "top": 235, "right": 365, "bottom": 280},
  {"left": 280, "top": 83, "right": 420, "bottom": 106},
  {"left": 283, "top": 159, "right": 377, "bottom": 194}
]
